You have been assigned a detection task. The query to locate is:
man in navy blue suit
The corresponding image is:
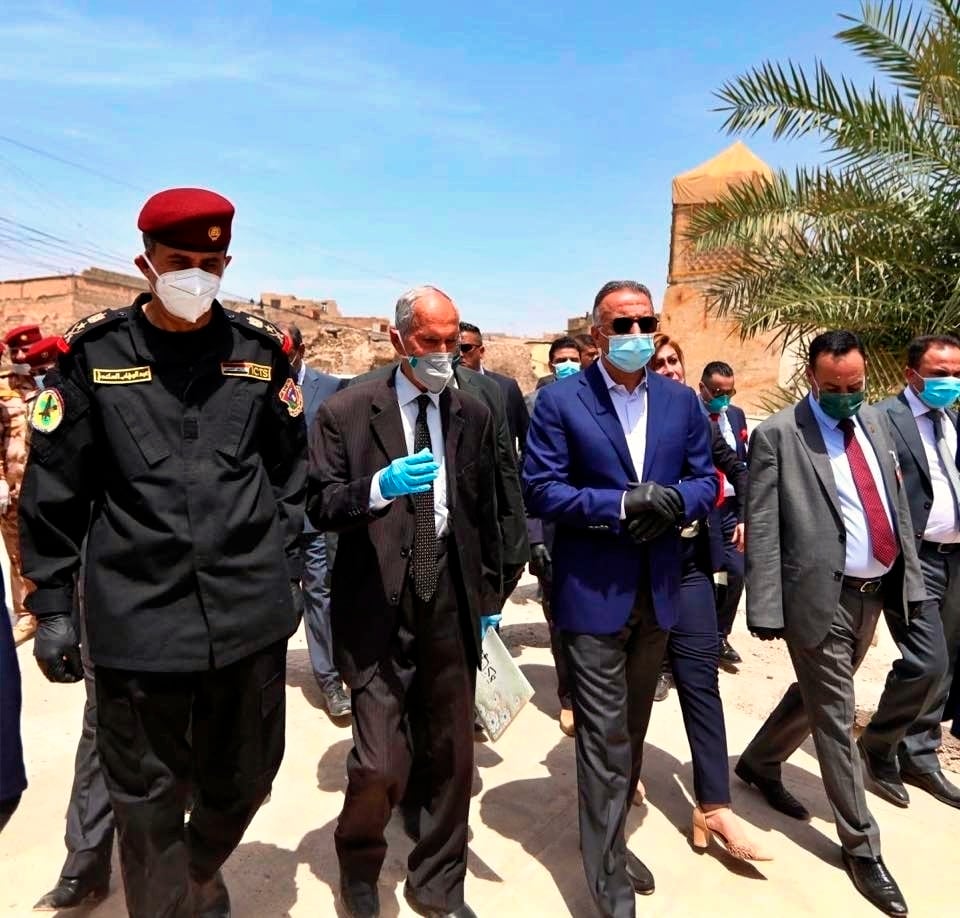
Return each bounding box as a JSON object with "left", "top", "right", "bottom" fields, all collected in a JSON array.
[
  {"left": 285, "top": 325, "right": 350, "bottom": 718},
  {"left": 698, "top": 361, "right": 749, "bottom": 669},
  {"left": 523, "top": 281, "right": 715, "bottom": 918}
]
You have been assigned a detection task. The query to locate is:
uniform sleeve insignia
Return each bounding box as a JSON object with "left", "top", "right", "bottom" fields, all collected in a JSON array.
[
  {"left": 278, "top": 378, "right": 304, "bottom": 417},
  {"left": 221, "top": 361, "right": 272, "bottom": 381},
  {"left": 29, "top": 388, "right": 65, "bottom": 433}
]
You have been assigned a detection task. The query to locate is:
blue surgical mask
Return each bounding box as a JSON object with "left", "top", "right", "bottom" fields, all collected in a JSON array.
[
  {"left": 554, "top": 361, "right": 580, "bottom": 379},
  {"left": 914, "top": 374, "right": 960, "bottom": 410},
  {"left": 605, "top": 333, "right": 655, "bottom": 373},
  {"left": 32, "top": 373, "right": 46, "bottom": 388},
  {"left": 705, "top": 394, "right": 731, "bottom": 413}
]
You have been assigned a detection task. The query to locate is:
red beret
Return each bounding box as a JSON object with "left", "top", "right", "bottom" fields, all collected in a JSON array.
[
  {"left": 138, "top": 187, "right": 234, "bottom": 253},
  {"left": 23, "top": 336, "right": 61, "bottom": 368},
  {"left": 4, "top": 324, "right": 43, "bottom": 348}
]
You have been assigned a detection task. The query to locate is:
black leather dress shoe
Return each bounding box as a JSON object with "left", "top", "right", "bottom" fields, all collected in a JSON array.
[
  {"left": 322, "top": 684, "right": 352, "bottom": 718},
  {"left": 735, "top": 759, "right": 810, "bottom": 820},
  {"left": 340, "top": 876, "right": 380, "bottom": 917},
  {"left": 901, "top": 768, "right": 960, "bottom": 809},
  {"left": 193, "top": 870, "right": 231, "bottom": 918},
  {"left": 33, "top": 872, "right": 110, "bottom": 910},
  {"left": 718, "top": 637, "right": 742, "bottom": 669},
  {"left": 403, "top": 882, "right": 476, "bottom": 917},
  {"left": 653, "top": 671, "right": 672, "bottom": 702},
  {"left": 625, "top": 850, "right": 655, "bottom": 895},
  {"left": 841, "top": 851, "right": 908, "bottom": 915},
  {"left": 857, "top": 739, "right": 909, "bottom": 808}
]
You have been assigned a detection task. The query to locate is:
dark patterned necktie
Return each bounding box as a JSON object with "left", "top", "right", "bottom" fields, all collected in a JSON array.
[
  {"left": 928, "top": 410, "right": 960, "bottom": 523},
  {"left": 838, "top": 418, "right": 898, "bottom": 566},
  {"left": 412, "top": 393, "right": 438, "bottom": 601}
]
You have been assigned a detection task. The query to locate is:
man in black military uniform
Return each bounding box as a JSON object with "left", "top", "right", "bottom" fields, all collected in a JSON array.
[{"left": 19, "top": 188, "right": 307, "bottom": 918}]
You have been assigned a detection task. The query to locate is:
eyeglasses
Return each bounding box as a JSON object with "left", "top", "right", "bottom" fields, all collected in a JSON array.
[
  {"left": 458, "top": 343, "right": 479, "bottom": 354},
  {"left": 609, "top": 315, "right": 659, "bottom": 335}
]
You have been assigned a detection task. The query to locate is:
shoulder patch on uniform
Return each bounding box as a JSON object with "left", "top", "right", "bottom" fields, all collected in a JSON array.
[
  {"left": 228, "top": 311, "right": 288, "bottom": 351},
  {"left": 63, "top": 309, "right": 128, "bottom": 348},
  {"left": 30, "top": 388, "right": 64, "bottom": 433},
  {"left": 278, "top": 378, "right": 304, "bottom": 417}
]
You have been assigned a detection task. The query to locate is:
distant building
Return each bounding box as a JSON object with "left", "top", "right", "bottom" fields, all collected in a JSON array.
[{"left": 259, "top": 292, "right": 340, "bottom": 320}]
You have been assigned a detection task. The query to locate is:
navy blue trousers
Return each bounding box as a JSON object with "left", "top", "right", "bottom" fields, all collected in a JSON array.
[{"left": 666, "top": 537, "right": 730, "bottom": 804}]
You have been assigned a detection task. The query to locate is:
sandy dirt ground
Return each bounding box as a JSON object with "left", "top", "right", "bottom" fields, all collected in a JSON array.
[{"left": 2, "top": 575, "right": 958, "bottom": 917}]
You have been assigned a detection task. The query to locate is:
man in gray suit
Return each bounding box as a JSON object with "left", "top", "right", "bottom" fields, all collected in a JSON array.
[
  {"left": 736, "top": 331, "right": 925, "bottom": 917},
  {"left": 285, "top": 324, "right": 350, "bottom": 718},
  {"left": 859, "top": 334, "right": 960, "bottom": 809}
]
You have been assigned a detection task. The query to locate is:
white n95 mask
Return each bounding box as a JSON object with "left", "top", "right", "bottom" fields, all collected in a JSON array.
[{"left": 144, "top": 254, "right": 221, "bottom": 323}]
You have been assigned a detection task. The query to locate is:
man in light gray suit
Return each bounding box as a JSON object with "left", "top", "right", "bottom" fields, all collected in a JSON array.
[
  {"left": 735, "top": 331, "right": 925, "bottom": 917},
  {"left": 285, "top": 324, "right": 350, "bottom": 718}
]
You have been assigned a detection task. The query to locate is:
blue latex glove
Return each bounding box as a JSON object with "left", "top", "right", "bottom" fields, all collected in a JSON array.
[
  {"left": 480, "top": 613, "right": 502, "bottom": 640},
  {"left": 379, "top": 449, "right": 439, "bottom": 499}
]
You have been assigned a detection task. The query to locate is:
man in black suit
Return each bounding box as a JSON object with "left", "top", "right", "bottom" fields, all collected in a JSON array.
[
  {"left": 350, "top": 354, "right": 528, "bottom": 607},
  {"left": 860, "top": 334, "right": 960, "bottom": 809},
  {"left": 457, "top": 321, "right": 528, "bottom": 451},
  {"left": 284, "top": 324, "right": 350, "bottom": 718},
  {"left": 698, "top": 360, "right": 749, "bottom": 668},
  {"left": 308, "top": 286, "right": 502, "bottom": 918}
]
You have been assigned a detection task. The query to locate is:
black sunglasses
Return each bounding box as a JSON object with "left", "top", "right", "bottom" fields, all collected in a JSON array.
[
  {"left": 609, "top": 315, "right": 659, "bottom": 335},
  {"left": 458, "top": 343, "right": 479, "bottom": 353}
]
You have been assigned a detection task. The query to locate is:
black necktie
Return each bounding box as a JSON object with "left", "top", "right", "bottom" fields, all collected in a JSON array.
[{"left": 412, "top": 394, "right": 438, "bottom": 601}]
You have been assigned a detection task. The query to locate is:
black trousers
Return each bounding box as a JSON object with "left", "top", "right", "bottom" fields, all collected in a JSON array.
[
  {"left": 95, "top": 638, "right": 287, "bottom": 918},
  {"left": 561, "top": 586, "right": 668, "bottom": 918},
  {"left": 539, "top": 584, "right": 571, "bottom": 708},
  {"left": 62, "top": 647, "right": 115, "bottom": 879},
  {"left": 335, "top": 549, "right": 476, "bottom": 912}
]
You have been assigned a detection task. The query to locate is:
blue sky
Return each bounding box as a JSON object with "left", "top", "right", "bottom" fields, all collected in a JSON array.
[{"left": 1, "top": 0, "right": 876, "bottom": 334}]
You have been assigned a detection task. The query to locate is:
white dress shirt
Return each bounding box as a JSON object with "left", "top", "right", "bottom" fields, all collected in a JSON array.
[
  {"left": 596, "top": 360, "right": 649, "bottom": 518},
  {"left": 808, "top": 394, "right": 896, "bottom": 578},
  {"left": 369, "top": 369, "right": 449, "bottom": 537},
  {"left": 904, "top": 386, "right": 960, "bottom": 543},
  {"left": 700, "top": 400, "right": 738, "bottom": 497}
]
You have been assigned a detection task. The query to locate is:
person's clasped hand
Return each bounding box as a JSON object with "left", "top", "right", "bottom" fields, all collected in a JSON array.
[
  {"left": 379, "top": 449, "right": 439, "bottom": 499},
  {"left": 623, "top": 482, "right": 684, "bottom": 544},
  {"left": 34, "top": 614, "right": 83, "bottom": 683}
]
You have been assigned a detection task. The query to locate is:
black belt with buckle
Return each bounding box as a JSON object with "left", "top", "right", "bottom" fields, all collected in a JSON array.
[
  {"left": 842, "top": 575, "right": 884, "bottom": 594},
  {"left": 921, "top": 540, "right": 960, "bottom": 556}
]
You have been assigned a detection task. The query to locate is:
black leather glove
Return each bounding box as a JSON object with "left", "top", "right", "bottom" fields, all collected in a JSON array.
[
  {"left": 626, "top": 514, "right": 676, "bottom": 544},
  {"left": 623, "top": 482, "right": 685, "bottom": 523},
  {"left": 34, "top": 614, "right": 83, "bottom": 683},
  {"left": 750, "top": 627, "right": 785, "bottom": 641},
  {"left": 290, "top": 580, "right": 305, "bottom": 622},
  {"left": 528, "top": 543, "right": 552, "bottom": 584}
]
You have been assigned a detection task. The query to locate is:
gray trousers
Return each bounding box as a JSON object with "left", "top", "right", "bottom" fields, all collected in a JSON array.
[
  {"left": 62, "top": 613, "right": 115, "bottom": 879},
  {"left": 561, "top": 588, "right": 668, "bottom": 918},
  {"left": 740, "top": 584, "right": 882, "bottom": 857},
  {"left": 302, "top": 531, "right": 341, "bottom": 691},
  {"left": 863, "top": 544, "right": 960, "bottom": 773}
]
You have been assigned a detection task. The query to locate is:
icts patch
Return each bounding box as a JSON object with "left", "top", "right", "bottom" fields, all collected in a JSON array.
[{"left": 30, "top": 389, "right": 65, "bottom": 433}]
